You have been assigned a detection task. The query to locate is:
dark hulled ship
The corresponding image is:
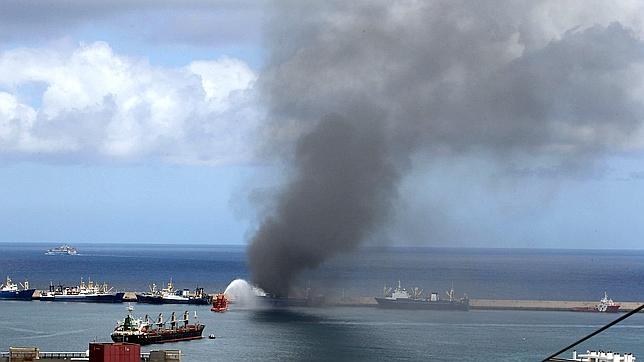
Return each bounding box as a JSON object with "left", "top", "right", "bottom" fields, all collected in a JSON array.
[
  {"left": 375, "top": 281, "right": 469, "bottom": 311},
  {"left": 111, "top": 305, "right": 205, "bottom": 345},
  {"left": 0, "top": 277, "right": 35, "bottom": 301},
  {"left": 136, "top": 280, "right": 210, "bottom": 305}
]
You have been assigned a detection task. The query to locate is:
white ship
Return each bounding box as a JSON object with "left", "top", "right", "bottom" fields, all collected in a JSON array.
[
  {"left": 45, "top": 244, "right": 78, "bottom": 255},
  {"left": 562, "top": 350, "right": 636, "bottom": 362}
]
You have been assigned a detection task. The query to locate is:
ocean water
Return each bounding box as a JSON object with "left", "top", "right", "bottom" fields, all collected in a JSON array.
[{"left": 2, "top": 243, "right": 644, "bottom": 361}]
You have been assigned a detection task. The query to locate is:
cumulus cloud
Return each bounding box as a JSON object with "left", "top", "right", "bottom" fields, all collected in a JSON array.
[{"left": 0, "top": 41, "right": 258, "bottom": 164}]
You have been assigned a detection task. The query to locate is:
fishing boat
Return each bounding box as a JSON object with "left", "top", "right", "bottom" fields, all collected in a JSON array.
[
  {"left": 40, "top": 278, "right": 124, "bottom": 303},
  {"left": 136, "top": 280, "right": 210, "bottom": 305},
  {"left": 0, "top": 276, "right": 35, "bottom": 301},
  {"left": 111, "top": 305, "right": 205, "bottom": 345}
]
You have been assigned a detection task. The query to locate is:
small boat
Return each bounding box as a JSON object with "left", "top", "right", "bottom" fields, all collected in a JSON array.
[
  {"left": 0, "top": 276, "right": 35, "bottom": 301},
  {"left": 111, "top": 305, "right": 205, "bottom": 345},
  {"left": 211, "top": 293, "right": 228, "bottom": 312},
  {"left": 45, "top": 244, "right": 78, "bottom": 255},
  {"left": 571, "top": 292, "right": 621, "bottom": 313},
  {"left": 136, "top": 280, "right": 210, "bottom": 305},
  {"left": 208, "top": 334, "right": 216, "bottom": 339}
]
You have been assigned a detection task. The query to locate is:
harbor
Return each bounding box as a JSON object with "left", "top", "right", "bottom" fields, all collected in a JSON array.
[
  {"left": 3, "top": 244, "right": 644, "bottom": 360},
  {"left": 16, "top": 289, "right": 644, "bottom": 313}
]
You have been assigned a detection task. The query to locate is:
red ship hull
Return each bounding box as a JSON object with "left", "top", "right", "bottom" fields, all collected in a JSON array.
[
  {"left": 211, "top": 294, "right": 228, "bottom": 312},
  {"left": 571, "top": 305, "right": 620, "bottom": 313}
]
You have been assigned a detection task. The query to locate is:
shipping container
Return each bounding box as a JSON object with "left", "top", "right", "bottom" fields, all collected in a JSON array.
[
  {"left": 89, "top": 342, "right": 140, "bottom": 362},
  {"left": 149, "top": 350, "right": 181, "bottom": 362}
]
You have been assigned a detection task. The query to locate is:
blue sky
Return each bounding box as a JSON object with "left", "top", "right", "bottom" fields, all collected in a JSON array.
[{"left": 1, "top": 1, "right": 644, "bottom": 248}]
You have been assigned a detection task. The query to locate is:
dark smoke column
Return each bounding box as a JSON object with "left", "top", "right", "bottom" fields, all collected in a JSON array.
[
  {"left": 248, "top": 116, "right": 398, "bottom": 296},
  {"left": 247, "top": 1, "right": 644, "bottom": 295}
]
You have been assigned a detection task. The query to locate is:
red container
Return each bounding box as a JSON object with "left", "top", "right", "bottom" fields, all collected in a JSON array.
[{"left": 89, "top": 343, "right": 140, "bottom": 362}]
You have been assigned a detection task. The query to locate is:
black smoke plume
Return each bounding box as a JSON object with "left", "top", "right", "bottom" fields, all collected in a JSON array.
[{"left": 249, "top": 1, "right": 644, "bottom": 295}]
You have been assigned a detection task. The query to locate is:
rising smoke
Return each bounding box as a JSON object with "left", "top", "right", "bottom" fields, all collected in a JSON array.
[{"left": 248, "top": 1, "right": 644, "bottom": 296}]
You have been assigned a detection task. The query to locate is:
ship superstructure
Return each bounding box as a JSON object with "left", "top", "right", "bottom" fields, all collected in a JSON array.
[
  {"left": 136, "top": 280, "right": 210, "bottom": 305},
  {"left": 374, "top": 281, "right": 469, "bottom": 311},
  {"left": 571, "top": 292, "right": 621, "bottom": 313},
  {"left": 111, "top": 305, "right": 205, "bottom": 345},
  {"left": 40, "top": 278, "right": 124, "bottom": 303},
  {"left": 0, "top": 276, "right": 35, "bottom": 301}
]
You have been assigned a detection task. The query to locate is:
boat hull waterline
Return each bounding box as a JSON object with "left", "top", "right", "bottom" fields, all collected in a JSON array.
[
  {"left": 0, "top": 289, "right": 36, "bottom": 301},
  {"left": 374, "top": 297, "right": 469, "bottom": 310},
  {"left": 111, "top": 325, "right": 205, "bottom": 345},
  {"left": 40, "top": 292, "right": 125, "bottom": 303}
]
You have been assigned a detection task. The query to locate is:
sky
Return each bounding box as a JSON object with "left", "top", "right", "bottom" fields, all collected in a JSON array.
[{"left": 1, "top": 1, "right": 644, "bottom": 248}]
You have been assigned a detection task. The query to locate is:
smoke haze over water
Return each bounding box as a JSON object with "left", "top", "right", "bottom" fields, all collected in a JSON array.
[{"left": 248, "top": 1, "right": 644, "bottom": 295}]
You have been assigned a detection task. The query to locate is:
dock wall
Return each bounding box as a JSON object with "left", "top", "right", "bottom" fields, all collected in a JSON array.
[{"left": 325, "top": 297, "right": 644, "bottom": 312}]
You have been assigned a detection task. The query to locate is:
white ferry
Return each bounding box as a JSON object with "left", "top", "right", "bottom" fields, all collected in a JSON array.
[{"left": 45, "top": 244, "right": 78, "bottom": 256}]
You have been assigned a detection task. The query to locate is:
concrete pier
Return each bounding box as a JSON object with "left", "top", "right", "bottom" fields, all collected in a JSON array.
[{"left": 325, "top": 297, "right": 644, "bottom": 312}]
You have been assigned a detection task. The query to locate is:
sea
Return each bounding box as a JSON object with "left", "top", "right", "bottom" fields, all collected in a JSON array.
[{"left": 2, "top": 243, "right": 644, "bottom": 361}]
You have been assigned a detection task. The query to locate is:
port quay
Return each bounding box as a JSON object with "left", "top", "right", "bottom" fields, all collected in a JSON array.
[
  {"left": 0, "top": 345, "right": 180, "bottom": 362},
  {"left": 326, "top": 296, "right": 644, "bottom": 312},
  {"left": 18, "top": 289, "right": 644, "bottom": 312}
]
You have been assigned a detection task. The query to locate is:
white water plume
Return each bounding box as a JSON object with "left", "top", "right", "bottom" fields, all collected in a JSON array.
[{"left": 224, "top": 279, "right": 265, "bottom": 308}]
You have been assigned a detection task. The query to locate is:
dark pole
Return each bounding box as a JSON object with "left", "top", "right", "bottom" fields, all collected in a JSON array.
[{"left": 542, "top": 304, "right": 644, "bottom": 362}]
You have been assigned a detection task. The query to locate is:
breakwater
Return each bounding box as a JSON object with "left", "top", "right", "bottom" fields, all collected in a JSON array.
[
  {"left": 325, "top": 297, "right": 644, "bottom": 312},
  {"left": 26, "top": 289, "right": 644, "bottom": 312}
]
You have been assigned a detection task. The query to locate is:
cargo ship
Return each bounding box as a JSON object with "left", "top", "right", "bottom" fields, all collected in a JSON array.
[
  {"left": 0, "top": 276, "right": 35, "bottom": 300},
  {"left": 45, "top": 244, "right": 78, "bottom": 255},
  {"left": 111, "top": 305, "right": 205, "bottom": 345},
  {"left": 136, "top": 280, "right": 210, "bottom": 305},
  {"left": 374, "top": 281, "right": 469, "bottom": 311},
  {"left": 571, "top": 292, "right": 621, "bottom": 313},
  {"left": 40, "top": 278, "right": 125, "bottom": 303}
]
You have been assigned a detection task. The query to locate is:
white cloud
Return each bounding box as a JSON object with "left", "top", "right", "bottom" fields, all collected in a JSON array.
[{"left": 0, "top": 41, "right": 260, "bottom": 165}]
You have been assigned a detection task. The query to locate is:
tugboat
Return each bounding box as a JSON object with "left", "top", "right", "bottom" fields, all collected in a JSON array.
[
  {"left": 571, "top": 292, "right": 621, "bottom": 313},
  {"left": 45, "top": 244, "right": 78, "bottom": 255},
  {"left": 211, "top": 293, "right": 228, "bottom": 312},
  {"left": 136, "top": 280, "right": 210, "bottom": 305},
  {"left": 0, "top": 276, "right": 35, "bottom": 301},
  {"left": 374, "top": 281, "right": 469, "bottom": 311},
  {"left": 40, "top": 278, "right": 125, "bottom": 303},
  {"left": 111, "top": 305, "right": 205, "bottom": 345}
]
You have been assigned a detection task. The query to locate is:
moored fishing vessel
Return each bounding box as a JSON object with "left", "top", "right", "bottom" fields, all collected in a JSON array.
[
  {"left": 375, "top": 281, "right": 469, "bottom": 311},
  {"left": 0, "top": 277, "right": 35, "bottom": 301},
  {"left": 571, "top": 292, "right": 621, "bottom": 313},
  {"left": 45, "top": 244, "right": 78, "bottom": 255},
  {"left": 111, "top": 305, "right": 205, "bottom": 345},
  {"left": 40, "top": 278, "right": 124, "bottom": 303},
  {"left": 136, "top": 280, "right": 210, "bottom": 305}
]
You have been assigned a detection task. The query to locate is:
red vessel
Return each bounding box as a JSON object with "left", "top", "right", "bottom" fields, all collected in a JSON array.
[
  {"left": 572, "top": 292, "right": 621, "bottom": 313},
  {"left": 211, "top": 293, "right": 228, "bottom": 312}
]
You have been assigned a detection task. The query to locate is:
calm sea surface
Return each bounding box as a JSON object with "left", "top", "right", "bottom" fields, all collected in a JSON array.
[{"left": 1, "top": 243, "right": 644, "bottom": 361}]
